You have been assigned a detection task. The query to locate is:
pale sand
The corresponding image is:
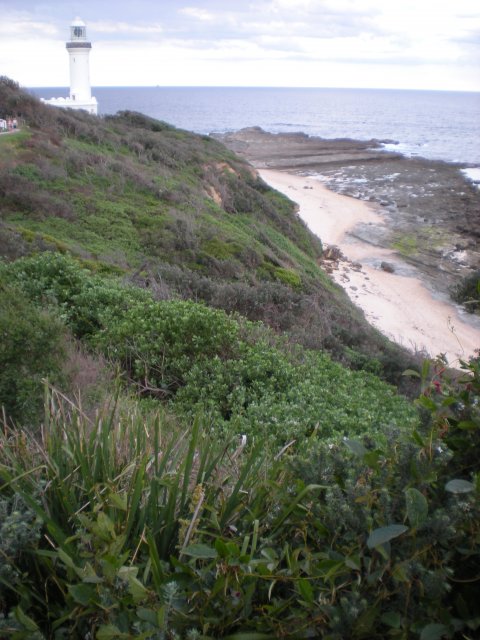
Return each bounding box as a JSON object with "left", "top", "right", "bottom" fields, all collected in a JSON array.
[{"left": 259, "top": 169, "right": 480, "bottom": 365}]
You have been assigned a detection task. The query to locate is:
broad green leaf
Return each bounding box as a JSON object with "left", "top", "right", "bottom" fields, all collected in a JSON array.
[
  {"left": 405, "top": 488, "right": 428, "bottom": 528},
  {"left": 441, "top": 396, "right": 458, "bottom": 407},
  {"left": 68, "top": 583, "right": 96, "bottom": 606},
  {"left": 96, "top": 624, "right": 128, "bottom": 639},
  {"left": 345, "top": 555, "right": 361, "bottom": 571},
  {"left": 457, "top": 420, "right": 477, "bottom": 430},
  {"left": 261, "top": 548, "right": 277, "bottom": 561},
  {"left": 96, "top": 511, "right": 115, "bottom": 539},
  {"left": 136, "top": 608, "right": 157, "bottom": 625},
  {"left": 215, "top": 538, "right": 229, "bottom": 558},
  {"left": 411, "top": 430, "right": 425, "bottom": 447},
  {"left": 118, "top": 566, "right": 139, "bottom": 580},
  {"left": 367, "top": 524, "right": 408, "bottom": 549},
  {"left": 445, "top": 479, "right": 474, "bottom": 494},
  {"left": 403, "top": 369, "right": 421, "bottom": 378},
  {"left": 182, "top": 543, "right": 218, "bottom": 559},
  {"left": 297, "top": 578, "right": 314, "bottom": 604},
  {"left": 420, "top": 622, "right": 449, "bottom": 640},
  {"left": 108, "top": 491, "right": 128, "bottom": 511},
  {"left": 127, "top": 575, "right": 149, "bottom": 603},
  {"left": 81, "top": 561, "right": 102, "bottom": 582},
  {"left": 14, "top": 606, "right": 40, "bottom": 632},
  {"left": 381, "top": 611, "right": 401, "bottom": 629},
  {"left": 392, "top": 562, "right": 409, "bottom": 583},
  {"left": 417, "top": 395, "right": 437, "bottom": 411},
  {"left": 57, "top": 548, "right": 82, "bottom": 576},
  {"left": 364, "top": 450, "right": 381, "bottom": 470}
]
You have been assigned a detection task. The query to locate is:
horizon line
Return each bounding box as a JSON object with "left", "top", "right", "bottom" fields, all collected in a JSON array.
[{"left": 28, "top": 85, "right": 480, "bottom": 94}]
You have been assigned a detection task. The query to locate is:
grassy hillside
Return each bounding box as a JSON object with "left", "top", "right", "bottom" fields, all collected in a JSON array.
[
  {"left": 0, "top": 76, "right": 416, "bottom": 381},
  {"left": 0, "top": 78, "right": 321, "bottom": 277}
]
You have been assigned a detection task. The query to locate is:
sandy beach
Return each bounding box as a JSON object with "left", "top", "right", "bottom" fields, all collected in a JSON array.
[{"left": 259, "top": 169, "right": 480, "bottom": 365}]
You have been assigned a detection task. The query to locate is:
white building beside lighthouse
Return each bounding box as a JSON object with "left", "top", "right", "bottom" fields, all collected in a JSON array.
[{"left": 43, "top": 18, "right": 98, "bottom": 115}]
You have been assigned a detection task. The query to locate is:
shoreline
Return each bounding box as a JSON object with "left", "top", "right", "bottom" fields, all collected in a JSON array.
[
  {"left": 216, "top": 128, "right": 480, "bottom": 301},
  {"left": 259, "top": 168, "right": 480, "bottom": 365}
]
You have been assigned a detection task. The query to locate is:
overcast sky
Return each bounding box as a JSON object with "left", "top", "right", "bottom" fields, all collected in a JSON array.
[{"left": 1, "top": 0, "right": 479, "bottom": 91}]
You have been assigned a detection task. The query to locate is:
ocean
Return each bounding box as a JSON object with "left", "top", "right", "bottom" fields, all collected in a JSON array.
[{"left": 32, "top": 86, "right": 480, "bottom": 166}]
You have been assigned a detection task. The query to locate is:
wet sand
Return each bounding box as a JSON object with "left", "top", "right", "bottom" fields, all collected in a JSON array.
[{"left": 259, "top": 169, "right": 480, "bottom": 365}]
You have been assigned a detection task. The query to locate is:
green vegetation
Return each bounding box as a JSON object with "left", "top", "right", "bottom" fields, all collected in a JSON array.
[
  {"left": 451, "top": 270, "right": 480, "bottom": 314},
  {"left": 0, "top": 360, "right": 479, "bottom": 638},
  {"left": 0, "top": 76, "right": 417, "bottom": 379},
  {"left": 392, "top": 233, "right": 418, "bottom": 257},
  {"left": 1, "top": 253, "right": 417, "bottom": 444},
  {"left": 1, "top": 77, "right": 478, "bottom": 637},
  {"left": 0, "top": 282, "right": 66, "bottom": 425}
]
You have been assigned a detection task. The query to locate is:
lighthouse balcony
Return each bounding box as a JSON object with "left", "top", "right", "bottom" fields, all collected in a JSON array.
[{"left": 66, "top": 42, "right": 92, "bottom": 49}]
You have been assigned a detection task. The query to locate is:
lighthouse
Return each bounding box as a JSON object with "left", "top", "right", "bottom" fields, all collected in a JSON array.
[{"left": 43, "top": 18, "right": 98, "bottom": 115}]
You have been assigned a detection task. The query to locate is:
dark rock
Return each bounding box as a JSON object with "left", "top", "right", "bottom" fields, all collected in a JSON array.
[{"left": 381, "top": 262, "right": 395, "bottom": 273}]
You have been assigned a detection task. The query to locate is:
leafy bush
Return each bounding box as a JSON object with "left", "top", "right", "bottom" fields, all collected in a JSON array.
[
  {"left": 0, "top": 360, "right": 478, "bottom": 638},
  {"left": 2, "top": 253, "right": 418, "bottom": 444},
  {"left": 95, "top": 297, "right": 242, "bottom": 396},
  {"left": 0, "top": 252, "right": 149, "bottom": 339},
  {"left": 0, "top": 282, "right": 66, "bottom": 425},
  {"left": 176, "top": 345, "right": 417, "bottom": 444},
  {"left": 0, "top": 496, "right": 42, "bottom": 604}
]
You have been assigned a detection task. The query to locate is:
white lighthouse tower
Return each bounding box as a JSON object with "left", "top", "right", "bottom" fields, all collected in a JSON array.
[{"left": 43, "top": 18, "right": 98, "bottom": 115}]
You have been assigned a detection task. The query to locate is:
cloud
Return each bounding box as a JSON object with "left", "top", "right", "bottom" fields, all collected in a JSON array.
[
  {"left": 0, "top": 11, "right": 58, "bottom": 38},
  {"left": 90, "top": 21, "right": 164, "bottom": 35},
  {"left": 180, "top": 7, "right": 216, "bottom": 21},
  {"left": 2, "top": 0, "right": 480, "bottom": 90}
]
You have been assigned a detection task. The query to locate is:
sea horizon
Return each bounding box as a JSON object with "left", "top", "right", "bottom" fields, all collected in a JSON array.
[
  {"left": 31, "top": 85, "right": 480, "bottom": 92},
  {"left": 31, "top": 86, "right": 480, "bottom": 166}
]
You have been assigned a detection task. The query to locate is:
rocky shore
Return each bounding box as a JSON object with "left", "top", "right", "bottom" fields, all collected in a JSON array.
[{"left": 214, "top": 127, "right": 480, "bottom": 299}]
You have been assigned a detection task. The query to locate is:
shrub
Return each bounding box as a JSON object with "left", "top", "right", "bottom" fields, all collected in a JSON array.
[
  {"left": 451, "top": 270, "right": 480, "bottom": 313},
  {"left": 0, "top": 252, "right": 149, "bottom": 338},
  {"left": 176, "top": 346, "right": 418, "bottom": 445},
  {"left": 273, "top": 265, "right": 302, "bottom": 288},
  {"left": 0, "top": 282, "right": 65, "bottom": 425},
  {"left": 1, "top": 253, "right": 418, "bottom": 444},
  {"left": 95, "top": 298, "right": 242, "bottom": 395},
  {"left": 0, "top": 362, "right": 478, "bottom": 638},
  {"left": 0, "top": 496, "right": 42, "bottom": 602}
]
